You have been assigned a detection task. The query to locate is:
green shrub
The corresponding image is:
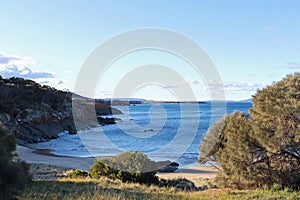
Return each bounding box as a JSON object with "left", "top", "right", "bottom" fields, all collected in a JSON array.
[
  {"left": 67, "top": 170, "right": 89, "bottom": 178},
  {"left": 89, "top": 151, "right": 158, "bottom": 184},
  {"left": 271, "top": 183, "right": 283, "bottom": 191},
  {"left": 0, "top": 124, "right": 30, "bottom": 199}
]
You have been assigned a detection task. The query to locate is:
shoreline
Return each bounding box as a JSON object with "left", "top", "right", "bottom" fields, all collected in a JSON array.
[
  {"left": 16, "top": 145, "right": 218, "bottom": 183},
  {"left": 157, "top": 166, "right": 218, "bottom": 182},
  {"left": 32, "top": 148, "right": 95, "bottom": 158},
  {"left": 16, "top": 145, "right": 95, "bottom": 171}
]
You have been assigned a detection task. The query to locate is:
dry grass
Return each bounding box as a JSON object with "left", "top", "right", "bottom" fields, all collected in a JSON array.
[{"left": 18, "top": 177, "right": 300, "bottom": 200}]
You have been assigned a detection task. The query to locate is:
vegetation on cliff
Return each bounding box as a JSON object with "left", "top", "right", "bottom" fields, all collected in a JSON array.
[{"left": 0, "top": 76, "right": 122, "bottom": 144}]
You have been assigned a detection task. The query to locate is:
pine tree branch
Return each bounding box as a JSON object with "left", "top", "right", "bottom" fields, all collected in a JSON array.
[{"left": 206, "top": 161, "right": 222, "bottom": 171}]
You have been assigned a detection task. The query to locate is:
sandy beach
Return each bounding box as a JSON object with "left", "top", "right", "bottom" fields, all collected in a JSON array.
[
  {"left": 157, "top": 166, "right": 217, "bottom": 180},
  {"left": 16, "top": 145, "right": 218, "bottom": 182},
  {"left": 16, "top": 145, "right": 95, "bottom": 171}
]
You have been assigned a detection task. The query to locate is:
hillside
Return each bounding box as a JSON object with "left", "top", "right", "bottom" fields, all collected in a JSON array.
[{"left": 0, "top": 76, "right": 122, "bottom": 144}]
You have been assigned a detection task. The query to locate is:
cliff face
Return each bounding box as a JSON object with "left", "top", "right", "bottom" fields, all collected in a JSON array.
[{"left": 0, "top": 76, "right": 122, "bottom": 144}]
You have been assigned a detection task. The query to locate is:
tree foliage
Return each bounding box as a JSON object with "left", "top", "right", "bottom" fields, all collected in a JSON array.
[
  {"left": 215, "top": 112, "right": 264, "bottom": 188},
  {"left": 89, "top": 151, "right": 158, "bottom": 184},
  {"left": 198, "top": 116, "right": 226, "bottom": 163},
  {"left": 249, "top": 73, "right": 300, "bottom": 188},
  {"left": 199, "top": 73, "right": 300, "bottom": 189},
  {"left": 250, "top": 73, "right": 300, "bottom": 153},
  {"left": 0, "top": 124, "right": 30, "bottom": 199}
]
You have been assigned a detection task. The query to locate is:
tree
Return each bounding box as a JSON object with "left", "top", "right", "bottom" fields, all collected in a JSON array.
[
  {"left": 199, "top": 73, "right": 300, "bottom": 189},
  {"left": 249, "top": 73, "right": 300, "bottom": 188},
  {"left": 198, "top": 116, "right": 226, "bottom": 163},
  {"left": 199, "top": 112, "right": 262, "bottom": 189},
  {"left": 0, "top": 124, "right": 30, "bottom": 199}
]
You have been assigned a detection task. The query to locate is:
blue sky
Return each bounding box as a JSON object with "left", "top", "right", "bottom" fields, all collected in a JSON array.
[{"left": 0, "top": 1, "right": 299, "bottom": 100}]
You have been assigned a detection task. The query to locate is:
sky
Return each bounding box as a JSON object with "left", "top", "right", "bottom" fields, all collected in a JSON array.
[{"left": 0, "top": 0, "right": 299, "bottom": 100}]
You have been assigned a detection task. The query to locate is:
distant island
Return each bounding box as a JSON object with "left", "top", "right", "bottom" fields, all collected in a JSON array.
[{"left": 96, "top": 98, "right": 207, "bottom": 106}]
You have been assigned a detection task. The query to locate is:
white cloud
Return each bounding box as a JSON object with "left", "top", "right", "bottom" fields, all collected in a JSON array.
[
  {"left": 222, "top": 81, "right": 263, "bottom": 92},
  {"left": 282, "top": 62, "right": 300, "bottom": 69},
  {"left": 143, "top": 79, "right": 201, "bottom": 90},
  {"left": 138, "top": 80, "right": 262, "bottom": 93},
  {"left": 125, "top": 79, "right": 264, "bottom": 100},
  {"left": 203, "top": 80, "right": 265, "bottom": 100},
  {"left": 0, "top": 52, "right": 36, "bottom": 67},
  {"left": 0, "top": 52, "right": 63, "bottom": 86}
]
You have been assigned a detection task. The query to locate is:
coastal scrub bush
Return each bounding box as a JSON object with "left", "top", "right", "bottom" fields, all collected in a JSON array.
[
  {"left": 89, "top": 151, "right": 159, "bottom": 184},
  {"left": 0, "top": 123, "right": 30, "bottom": 199},
  {"left": 199, "top": 73, "right": 300, "bottom": 190},
  {"left": 67, "top": 169, "right": 89, "bottom": 178}
]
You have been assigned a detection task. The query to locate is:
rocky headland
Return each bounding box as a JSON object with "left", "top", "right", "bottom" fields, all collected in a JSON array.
[{"left": 0, "top": 76, "right": 122, "bottom": 144}]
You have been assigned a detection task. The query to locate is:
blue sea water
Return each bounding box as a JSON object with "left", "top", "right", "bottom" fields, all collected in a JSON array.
[{"left": 30, "top": 101, "right": 252, "bottom": 167}]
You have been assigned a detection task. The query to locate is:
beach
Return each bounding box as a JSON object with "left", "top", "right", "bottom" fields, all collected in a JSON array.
[
  {"left": 157, "top": 166, "right": 217, "bottom": 180},
  {"left": 16, "top": 145, "right": 95, "bottom": 171},
  {"left": 16, "top": 145, "right": 217, "bottom": 183}
]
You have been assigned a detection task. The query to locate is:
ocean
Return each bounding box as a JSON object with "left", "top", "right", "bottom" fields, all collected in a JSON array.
[{"left": 30, "top": 101, "right": 252, "bottom": 167}]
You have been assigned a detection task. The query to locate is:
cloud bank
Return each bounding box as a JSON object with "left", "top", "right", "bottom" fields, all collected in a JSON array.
[
  {"left": 132, "top": 79, "right": 264, "bottom": 100},
  {"left": 0, "top": 52, "right": 63, "bottom": 85},
  {"left": 282, "top": 62, "right": 300, "bottom": 69}
]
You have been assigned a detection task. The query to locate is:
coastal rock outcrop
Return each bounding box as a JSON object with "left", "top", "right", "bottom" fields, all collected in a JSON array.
[
  {"left": 0, "top": 77, "right": 122, "bottom": 144},
  {"left": 157, "top": 161, "right": 179, "bottom": 172}
]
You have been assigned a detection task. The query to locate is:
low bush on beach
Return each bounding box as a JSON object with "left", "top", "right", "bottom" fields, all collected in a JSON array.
[
  {"left": 89, "top": 151, "right": 159, "bottom": 184},
  {"left": 0, "top": 124, "right": 30, "bottom": 200},
  {"left": 199, "top": 73, "right": 300, "bottom": 190}
]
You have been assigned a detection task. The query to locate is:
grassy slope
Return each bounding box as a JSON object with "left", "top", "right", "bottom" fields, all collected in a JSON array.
[{"left": 18, "top": 178, "right": 300, "bottom": 200}]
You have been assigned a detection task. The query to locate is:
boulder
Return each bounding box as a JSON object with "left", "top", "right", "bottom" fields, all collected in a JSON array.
[
  {"left": 157, "top": 161, "right": 179, "bottom": 172},
  {"left": 97, "top": 117, "right": 116, "bottom": 125},
  {"left": 169, "top": 162, "right": 179, "bottom": 167}
]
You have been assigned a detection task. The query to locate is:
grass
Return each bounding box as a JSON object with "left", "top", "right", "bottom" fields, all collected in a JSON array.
[{"left": 18, "top": 177, "right": 300, "bottom": 200}]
